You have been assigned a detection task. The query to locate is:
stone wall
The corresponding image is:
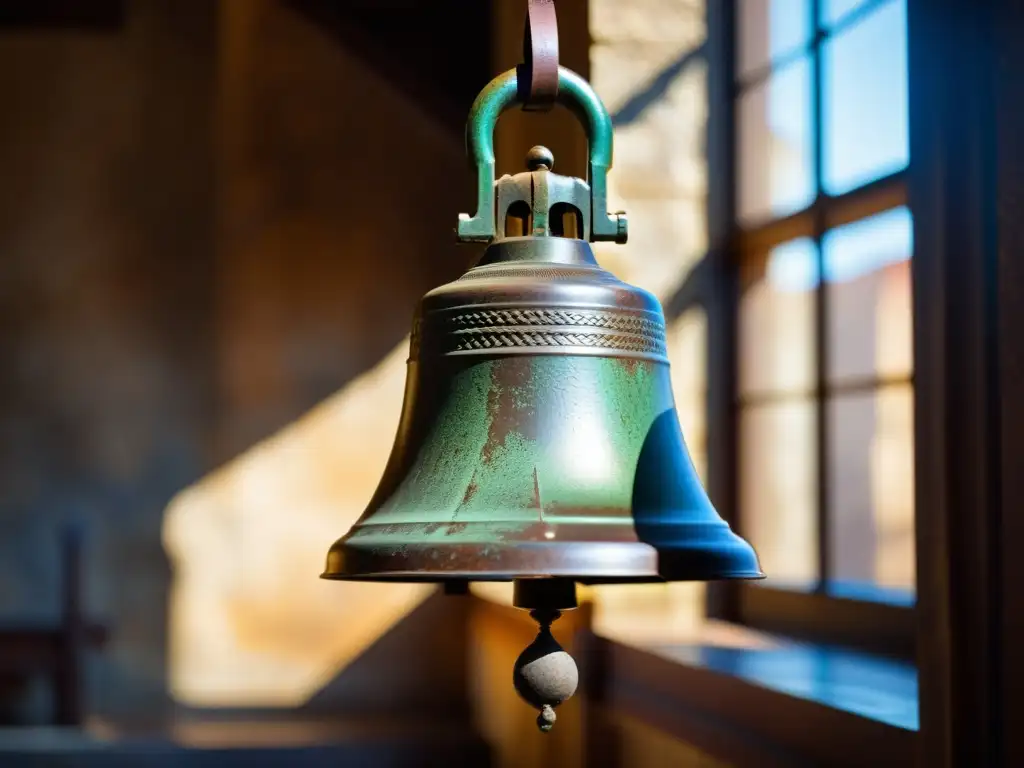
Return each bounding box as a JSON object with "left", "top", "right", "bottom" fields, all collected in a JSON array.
[{"left": 0, "top": 0, "right": 473, "bottom": 719}]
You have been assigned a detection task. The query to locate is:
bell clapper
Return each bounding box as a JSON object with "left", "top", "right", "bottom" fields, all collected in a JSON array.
[{"left": 511, "top": 579, "right": 580, "bottom": 733}]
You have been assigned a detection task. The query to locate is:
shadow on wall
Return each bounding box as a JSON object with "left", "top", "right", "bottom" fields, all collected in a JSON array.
[
  {"left": 213, "top": 0, "right": 475, "bottom": 461},
  {"left": 166, "top": 592, "right": 471, "bottom": 721},
  {"left": 300, "top": 591, "right": 469, "bottom": 718}
]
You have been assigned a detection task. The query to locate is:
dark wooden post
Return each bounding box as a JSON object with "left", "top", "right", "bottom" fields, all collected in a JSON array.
[{"left": 909, "top": 0, "right": 1024, "bottom": 764}]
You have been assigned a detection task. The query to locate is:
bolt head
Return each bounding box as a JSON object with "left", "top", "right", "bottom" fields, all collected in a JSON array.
[{"left": 526, "top": 145, "right": 555, "bottom": 172}]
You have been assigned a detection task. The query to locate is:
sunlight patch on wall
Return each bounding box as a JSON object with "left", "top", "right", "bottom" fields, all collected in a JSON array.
[
  {"left": 163, "top": 339, "right": 433, "bottom": 707},
  {"left": 590, "top": 0, "right": 708, "bottom": 299}
]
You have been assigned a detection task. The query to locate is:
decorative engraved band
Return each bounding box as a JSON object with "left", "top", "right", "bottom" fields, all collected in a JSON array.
[
  {"left": 414, "top": 307, "right": 668, "bottom": 359},
  {"left": 448, "top": 308, "right": 661, "bottom": 334}
]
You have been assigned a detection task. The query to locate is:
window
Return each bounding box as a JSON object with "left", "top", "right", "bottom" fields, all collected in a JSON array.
[
  {"left": 582, "top": 0, "right": 914, "bottom": 654},
  {"left": 716, "top": 0, "right": 914, "bottom": 655}
]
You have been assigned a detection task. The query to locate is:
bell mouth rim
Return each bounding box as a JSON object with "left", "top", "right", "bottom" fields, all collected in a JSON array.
[
  {"left": 319, "top": 572, "right": 767, "bottom": 583},
  {"left": 321, "top": 538, "right": 764, "bottom": 584}
]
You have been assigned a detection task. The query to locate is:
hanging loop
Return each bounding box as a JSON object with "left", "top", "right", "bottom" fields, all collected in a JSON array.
[{"left": 518, "top": 0, "right": 559, "bottom": 112}]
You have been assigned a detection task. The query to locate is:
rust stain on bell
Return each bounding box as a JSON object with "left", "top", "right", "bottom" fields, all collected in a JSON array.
[
  {"left": 531, "top": 466, "right": 543, "bottom": 520},
  {"left": 460, "top": 477, "right": 479, "bottom": 506}
]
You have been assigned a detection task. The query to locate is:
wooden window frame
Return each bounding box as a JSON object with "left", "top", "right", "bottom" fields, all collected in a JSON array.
[
  {"left": 599, "top": 0, "right": 1024, "bottom": 763},
  {"left": 689, "top": 0, "right": 917, "bottom": 659}
]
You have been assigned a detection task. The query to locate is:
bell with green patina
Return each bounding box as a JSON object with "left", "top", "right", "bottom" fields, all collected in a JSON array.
[
  {"left": 321, "top": 67, "right": 762, "bottom": 589},
  {"left": 321, "top": 65, "right": 762, "bottom": 732}
]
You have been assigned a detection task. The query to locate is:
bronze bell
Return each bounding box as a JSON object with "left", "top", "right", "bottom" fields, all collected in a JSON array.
[{"left": 322, "top": 65, "right": 762, "bottom": 731}]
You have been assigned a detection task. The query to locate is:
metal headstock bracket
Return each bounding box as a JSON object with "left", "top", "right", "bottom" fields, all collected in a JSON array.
[{"left": 456, "top": 66, "right": 628, "bottom": 246}]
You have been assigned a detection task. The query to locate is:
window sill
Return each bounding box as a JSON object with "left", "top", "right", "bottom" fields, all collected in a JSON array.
[{"left": 586, "top": 616, "right": 917, "bottom": 767}]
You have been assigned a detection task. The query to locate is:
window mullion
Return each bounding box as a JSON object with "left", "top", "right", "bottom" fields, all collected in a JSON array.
[
  {"left": 734, "top": 171, "right": 907, "bottom": 259},
  {"left": 811, "top": 2, "right": 830, "bottom": 595},
  {"left": 704, "top": 0, "right": 741, "bottom": 623}
]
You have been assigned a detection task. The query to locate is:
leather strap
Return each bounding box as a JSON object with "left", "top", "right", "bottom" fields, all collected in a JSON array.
[{"left": 518, "top": 0, "right": 559, "bottom": 112}]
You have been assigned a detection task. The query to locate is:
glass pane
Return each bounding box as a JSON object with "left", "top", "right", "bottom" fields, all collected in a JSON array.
[
  {"left": 738, "top": 58, "right": 816, "bottom": 224},
  {"left": 737, "top": 0, "right": 813, "bottom": 78},
  {"left": 821, "top": 0, "right": 870, "bottom": 27},
  {"left": 667, "top": 308, "right": 708, "bottom": 483},
  {"left": 825, "top": 207, "right": 913, "bottom": 383},
  {"left": 741, "top": 401, "right": 818, "bottom": 586},
  {"left": 739, "top": 237, "right": 818, "bottom": 396},
  {"left": 822, "top": 0, "right": 909, "bottom": 195},
  {"left": 827, "top": 384, "right": 915, "bottom": 592}
]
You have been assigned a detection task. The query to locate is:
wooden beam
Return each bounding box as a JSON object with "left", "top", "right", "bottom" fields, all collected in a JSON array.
[
  {"left": 996, "top": 0, "right": 1024, "bottom": 762},
  {"left": 0, "top": 1, "right": 123, "bottom": 30},
  {"left": 736, "top": 585, "right": 916, "bottom": 660},
  {"left": 581, "top": 634, "right": 915, "bottom": 768}
]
